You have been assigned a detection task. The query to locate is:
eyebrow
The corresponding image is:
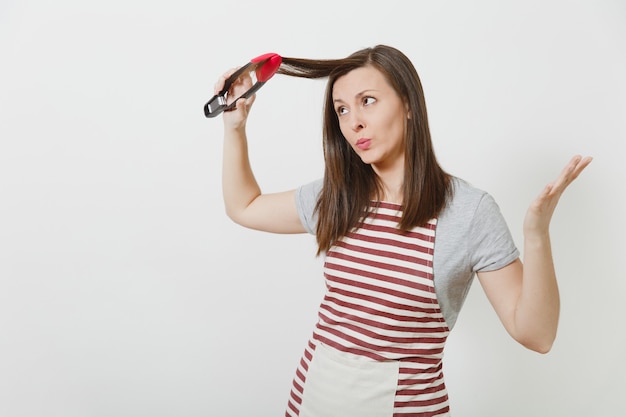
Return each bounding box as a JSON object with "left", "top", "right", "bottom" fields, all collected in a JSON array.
[{"left": 333, "top": 89, "right": 378, "bottom": 104}]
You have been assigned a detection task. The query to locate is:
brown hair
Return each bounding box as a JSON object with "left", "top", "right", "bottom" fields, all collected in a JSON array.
[{"left": 277, "top": 45, "right": 452, "bottom": 255}]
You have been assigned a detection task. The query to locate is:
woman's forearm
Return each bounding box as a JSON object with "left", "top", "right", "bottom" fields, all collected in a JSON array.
[
  {"left": 222, "top": 126, "right": 261, "bottom": 223},
  {"left": 514, "top": 233, "right": 560, "bottom": 353}
]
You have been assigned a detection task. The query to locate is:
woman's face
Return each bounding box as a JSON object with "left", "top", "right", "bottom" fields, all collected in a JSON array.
[{"left": 332, "top": 65, "right": 407, "bottom": 172}]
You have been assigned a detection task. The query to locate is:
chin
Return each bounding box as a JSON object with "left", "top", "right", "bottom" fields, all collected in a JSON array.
[{"left": 357, "top": 153, "right": 380, "bottom": 166}]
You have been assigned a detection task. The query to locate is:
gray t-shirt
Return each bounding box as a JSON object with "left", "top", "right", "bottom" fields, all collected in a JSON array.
[{"left": 295, "top": 177, "right": 520, "bottom": 330}]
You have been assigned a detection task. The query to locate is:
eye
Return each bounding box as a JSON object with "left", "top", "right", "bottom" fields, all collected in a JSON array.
[
  {"left": 363, "top": 96, "right": 376, "bottom": 106},
  {"left": 336, "top": 106, "right": 348, "bottom": 116}
]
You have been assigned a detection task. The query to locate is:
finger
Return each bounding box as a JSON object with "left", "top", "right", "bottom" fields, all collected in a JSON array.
[
  {"left": 550, "top": 155, "right": 590, "bottom": 194},
  {"left": 213, "top": 67, "right": 241, "bottom": 95},
  {"left": 234, "top": 94, "right": 256, "bottom": 114},
  {"left": 536, "top": 181, "right": 563, "bottom": 212},
  {"left": 245, "top": 93, "right": 256, "bottom": 109},
  {"left": 230, "top": 69, "right": 254, "bottom": 92},
  {"left": 214, "top": 70, "right": 235, "bottom": 94},
  {"left": 565, "top": 154, "right": 593, "bottom": 178},
  {"left": 569, "top": 155, "right": 593, "bottom": 181},
  {"left": 551, "top": 155, "right": 580, "bottom": 191}
]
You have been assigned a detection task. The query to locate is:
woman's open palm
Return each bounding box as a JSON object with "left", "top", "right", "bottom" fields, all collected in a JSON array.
[{"left": 524, "top": 155, "right": 593, "bottom": 237}]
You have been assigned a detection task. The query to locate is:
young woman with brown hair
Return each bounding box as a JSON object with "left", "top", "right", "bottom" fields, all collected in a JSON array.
[{"left": 215, "top": 44, "right": 591, "bottom": 417}]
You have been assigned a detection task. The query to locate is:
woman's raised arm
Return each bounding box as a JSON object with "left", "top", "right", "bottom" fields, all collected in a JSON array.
[{"left": 216, "top": 68, "right": 306, "bottom": 234}]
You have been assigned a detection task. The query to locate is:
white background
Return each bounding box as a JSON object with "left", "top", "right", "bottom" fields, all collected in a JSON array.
[{"left": 1, "top": 0, "right": 624, "bottom": 416}]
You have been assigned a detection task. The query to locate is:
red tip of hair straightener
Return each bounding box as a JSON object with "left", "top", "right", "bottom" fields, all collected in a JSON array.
[{"left": 204, "top": 52, "right": 282, "bottom": 118}]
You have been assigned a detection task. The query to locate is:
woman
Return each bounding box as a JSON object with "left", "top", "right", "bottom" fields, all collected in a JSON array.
[{"left": 215, "top": 45, "right": 591, "bottom": 417}]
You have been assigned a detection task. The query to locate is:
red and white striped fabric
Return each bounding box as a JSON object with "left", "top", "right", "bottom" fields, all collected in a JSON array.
[{"left": 286, "top": 202, "right": 451, "bottom": 417}]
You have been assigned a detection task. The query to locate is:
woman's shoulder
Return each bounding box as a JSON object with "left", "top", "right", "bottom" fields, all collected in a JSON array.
[
  {"left": 296, "top": 178, "right": 323, "bottom": 203},
  {"left": 439, "top": 176, "right": 508, "bottom": 232},
  {"left": 446, "top": 176, "right": 490, "bottom": 211},
  {"left": 295, "top": 178, "right": 323, "bottom": 234}
]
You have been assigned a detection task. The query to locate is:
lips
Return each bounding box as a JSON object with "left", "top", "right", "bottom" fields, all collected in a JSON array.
[{"left": 356, "top": 138, "right": 372, "bottom": 150}]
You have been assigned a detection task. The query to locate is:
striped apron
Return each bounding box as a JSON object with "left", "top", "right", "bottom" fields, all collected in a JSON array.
[{"left": 285, "top": 202, "right": 451, "bottom": 417}]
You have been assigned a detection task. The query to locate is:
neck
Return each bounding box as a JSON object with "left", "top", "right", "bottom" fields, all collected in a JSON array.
[{"left": 373, "top": 164, "right": 404, "bottom": 204}]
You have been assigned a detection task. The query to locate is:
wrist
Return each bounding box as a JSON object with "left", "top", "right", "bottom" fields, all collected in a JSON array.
[
  {"left": 523, "top": 230, "right": 551, "bottom": 249},
  {"left": 224, "top": 123, "right": 247, "bottom": 140}
]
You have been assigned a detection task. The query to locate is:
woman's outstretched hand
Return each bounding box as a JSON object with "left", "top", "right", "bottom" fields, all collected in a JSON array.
[{"left": 524, "top": 155, "right": 593, "bottom": 237}]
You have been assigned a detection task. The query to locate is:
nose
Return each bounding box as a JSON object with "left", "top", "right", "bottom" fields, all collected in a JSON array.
[{"left": 349, "top": 110, "right": 365, "bottom": 131}]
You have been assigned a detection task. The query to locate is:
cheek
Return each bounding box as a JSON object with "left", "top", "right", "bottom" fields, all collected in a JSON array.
[
  {"left": 395, "top": 116, "right": 407, "bottom": 134},
  {"left": 337, "top": 122, "right": 351, "bottom": 142},
  {"left": 387, "top": 115, "right": 407, "bottom": 145}
]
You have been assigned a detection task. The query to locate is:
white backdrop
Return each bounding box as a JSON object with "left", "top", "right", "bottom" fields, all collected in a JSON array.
[{"left": 1, "top": 1, "right": 624, "bottom": 416}]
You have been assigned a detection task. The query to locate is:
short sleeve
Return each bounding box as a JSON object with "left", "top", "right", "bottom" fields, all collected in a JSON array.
[
  {"left": 295, "top": 178, "right": 323, "bottom": 235},
  {"left": 468, "top": 193, "right": 520, "bottom": 272}
]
